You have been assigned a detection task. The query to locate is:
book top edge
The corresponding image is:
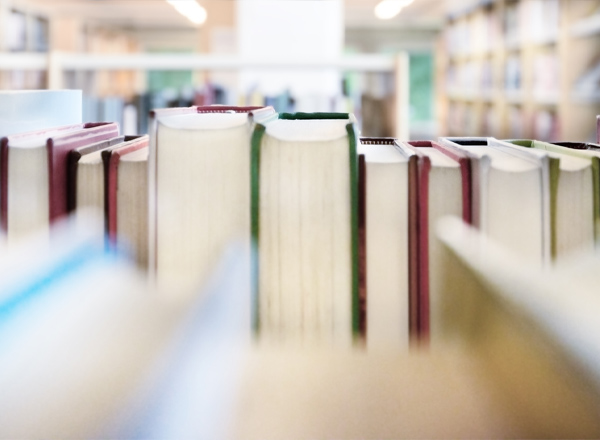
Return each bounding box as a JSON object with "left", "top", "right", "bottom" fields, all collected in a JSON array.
[{"left": 264, "top": 119, "right": 352, "bottom": 143}]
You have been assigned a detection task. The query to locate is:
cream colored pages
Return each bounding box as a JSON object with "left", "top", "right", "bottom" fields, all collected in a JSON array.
[
  {"left": 76, "top": 151, "right": 105, "bottom": 236},
  {"left": 7, "top": 147, "right": 49, "bottom": 244},
  {"left": 155, "top": 120, "right": 251, "bottom": 296},
  {"left": 419, "top": 148, "right": 462, "bottom": 347},
  {"left": 360, "top": 143, "right": 409, "bottom": 351},
  {"left": 118, "top": 147, "right": 149, "bottom": 268},
  {"left": 259, "top": 120, "right": 352, "bottom": 347}
]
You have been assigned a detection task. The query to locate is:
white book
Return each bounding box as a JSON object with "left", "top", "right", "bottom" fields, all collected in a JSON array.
[
  {"left": 358, "top": 138, "right": 412, "bottom": 351},
  {"left": 148, "top": 106, "right": 276, "bottom": 296},
  {"left": 496, "top": 139, "right": 596, "bottom": 259},
  {"left": 439, "top": 137, "right": 549, "bottom": 265},
  {"left": 437, "top": 216, "right": 600, "bottom": 438},
  {"left": 253, "top": 114, "right": 358, "bottom": 347}
]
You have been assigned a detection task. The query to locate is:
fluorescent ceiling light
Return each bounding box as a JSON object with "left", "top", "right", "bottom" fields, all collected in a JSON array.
[
  {"left": 166, "top": 0, "right": 207, "bottom": 25},
  {"left": 374, "top": 0, "right": 414, "bottom": 20}
]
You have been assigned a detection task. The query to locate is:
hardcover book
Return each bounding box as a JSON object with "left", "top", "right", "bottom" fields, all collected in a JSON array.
[
  {"left": 149, "top": 105, "right": 276, "bottom": 295},
  {"left": 1, "top": 122, "right": 119, "bottom": 243},
  {"left": 251, "top": 112, "right": 358, "bottom": 345}
]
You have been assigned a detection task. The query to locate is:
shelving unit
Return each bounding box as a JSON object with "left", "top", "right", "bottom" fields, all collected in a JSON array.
[
  {"left": 439, "top": 0, "right": 600, "bottom": 142},
  {"left": 0, "top": 51, "right": 409, "bottom": 139}
]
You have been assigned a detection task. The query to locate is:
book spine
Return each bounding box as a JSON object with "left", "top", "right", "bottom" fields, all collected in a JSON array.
[
  {"left": 358, "top": 154, "right": 366, "bottom": 337},
  {"left": 66, "top": 151, "right": 82, "bottom": 213},
  {"left": 47, "top": 123, "right": 120, "bottom": 223},
  {"left": 106, "top": 140, "right": 147, "bottom": 245},
  {"left": 346, "top": 123, "right": 360, "bottom": 337},
  {"left": 417, "top": 156, "right": 432, "bottom": 342},
  {"left": 0, "top": 138, "right": 8, "bottom": 232},
  {"left": 107, "top": 152, "right": 119, "bottom": 244},
  {"left": 432, "top": 142, "right": 473, "bottom": 224},
  {"left": 250, "top": 124, "right": 267, "bottom": 335},
  {"left": 407, "top": 155, "right": 420, "bottom": 341}
]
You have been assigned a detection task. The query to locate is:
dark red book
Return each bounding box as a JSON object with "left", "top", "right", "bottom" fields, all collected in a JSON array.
[
  {"left": 104, "top": 135, "right": 149, "bottom": 246},
  {"left": 1, "top": 122, "right": 119, "bottom": 239},
  {"left": 401, "top": 140, "right": 472, "bottom": 345}
]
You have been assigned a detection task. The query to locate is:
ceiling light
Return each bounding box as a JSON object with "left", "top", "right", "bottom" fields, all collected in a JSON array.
[
  {"left": 374, "top": 0, "right": 414, "bottom": 20},
  {"left": 166, "top": 0, "right": 207, "bottom": 26}
]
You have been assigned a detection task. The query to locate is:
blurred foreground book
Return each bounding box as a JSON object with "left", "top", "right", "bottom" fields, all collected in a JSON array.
[
  {"left": 4, "top": 215, "right": 600, "bottom": 438},
  {"left": 0, "top": 215, "right": 183, "bottom": 438}
]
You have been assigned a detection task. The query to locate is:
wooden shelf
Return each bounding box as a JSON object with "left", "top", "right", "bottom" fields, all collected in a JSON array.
[
  {"left": 438, "top": 0, "right": 600, "bottom": 140},
  {"left": 0, "top": 52, "right": 397, "bottom": 72}
]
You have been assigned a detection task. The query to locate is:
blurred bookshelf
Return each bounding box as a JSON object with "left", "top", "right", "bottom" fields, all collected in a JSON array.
[
  {"left": 0, "top": 0, "right": 419, "bottom": 139},
  {"left": 439, "top": 0, "right": 600, "bottom": 142}
]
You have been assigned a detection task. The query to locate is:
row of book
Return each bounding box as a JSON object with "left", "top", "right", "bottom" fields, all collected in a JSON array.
[
  {"left": 2, "top": 105, "right": 600, "bottom": 351},
  {"left": 3, "top": 99, "right": 600, "bottom": 436}
]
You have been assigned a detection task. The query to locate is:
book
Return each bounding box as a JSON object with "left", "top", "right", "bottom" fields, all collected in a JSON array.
[
  {"left": 504, "top": 139, "right": 595, "bottom": 257},
  {"left": 548, "top": 141, "right": 600, "bottom": 247},
  {"left": 0, "top": 122, "right": 120, "bottom": 243},
  {"left": 67, "top": 135, "right": 126, "bottom": 213},
  {"left": 149, "top": 105, "right": 277, "bottom": 295},
  {"left": 103, "top": 242, "right": 252, "bottom": 439},
  {"left": 105, "top": 136, "right": 149, "bottom": 267},
  {"left": 438, "top": 137, "right": 550, "bottom": 265},
  {"left": 399, "top": 140, "right": 471, "bottom": 345},
  {"left": 252, "top": 112, "right": 358, "bottom": 346},
  {"left": 0, "top": 215, "right": 184, "bottom": 439},
  {"left": 437, "top": 216, "right": 600, "bottom": 438},
  {"left": 358, "top": 138, "right": 414, "bottom": 350}
]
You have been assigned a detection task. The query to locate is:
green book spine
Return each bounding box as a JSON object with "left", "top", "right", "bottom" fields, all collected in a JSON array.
[
  {"left": 278, "top": 112, "right": 350, "bottom": 120},
  {"left": 531, "top": 140, "right": 600, "bottom": 248},
  {"left": 250, "top": 123, "right": 266, "bottom": 335},
  {"left": 507, "top": 139, "right": 560, "bottom": 259}
]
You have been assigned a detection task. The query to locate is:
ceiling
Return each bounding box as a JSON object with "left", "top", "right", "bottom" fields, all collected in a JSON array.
[{"left": 25, "top": 0, "right": 445, "bottom": 30}]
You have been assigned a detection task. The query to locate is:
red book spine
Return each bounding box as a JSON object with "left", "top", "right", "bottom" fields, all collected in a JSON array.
[
  {"left": 407, "top": 155, "right": 420, "bottom": 341},
  {"left": 47, "top": 123, "right": 120, "bottom": 223},
  {"left": 416, "top": 156, "right": 431, "bottom": 342},
  {"left": 107, "top": 136, "right": 149, "bottom": 245},
  {"left": 431, "top": 141, "right": 473, "bottom": 225}
]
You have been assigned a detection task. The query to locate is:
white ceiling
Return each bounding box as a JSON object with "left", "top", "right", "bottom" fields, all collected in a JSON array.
[{"left": 25, "top": 0, "right": 444, "bottom": 30}]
